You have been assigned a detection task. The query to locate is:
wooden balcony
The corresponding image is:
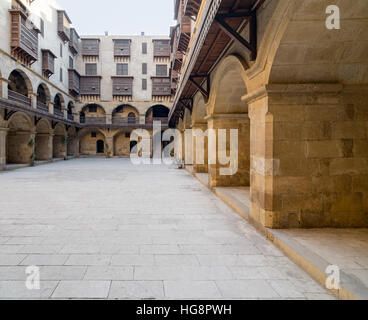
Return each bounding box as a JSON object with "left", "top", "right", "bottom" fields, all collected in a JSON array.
[
  {"left": 41, "top": 49, "right": 56, "bottom": 78},
  {"left": 112, "top": 77, "right": 133, "bottom": 96},
  {"left": 153, "top": 40, "right": 170, "bottom": 58},
  {"left": 8, "top": 90, "right": 31, "bottom": 106},
  {"left": 81, "top": 39, "right": 100, "bottom": 56},
  {"left": 113, "top": 39, "right": 131, "bottom": 57},
  {"left": 9, "top": 9, "right": 38, "bottom": 66},
  {"left": 57, "top": 10, "right": 71, "bottom": 43},
  {"left": 183, "top": 0, "right": 202, "bottom": 17},
  {"left": 80, "top": 76, "right": 101, "bottom": 95},
  {"left": 68, "top": 69, "right": 81, "bottom": 97},
  {"left": 54, "top": 109, "right": 64, "bottom": 117},
  {"left": 37, "top": 101, "right": 48, "bottom": 112},
  {"left": 69, "top": 28, "right": 79, "bottom": 55},
  {"left": 178, "top": 16, "right": 191, "bottom": 53},
  {"left": 152, "top": 77, "right": 171, "bottom": 96}
]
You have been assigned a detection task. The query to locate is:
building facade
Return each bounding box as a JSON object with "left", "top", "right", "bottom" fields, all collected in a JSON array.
[
  {"left": 0, "top": 0, "right": 173, "bottom": 166},
  {"left": 169, "top": 0, "right": 368, "bottom": 229}
]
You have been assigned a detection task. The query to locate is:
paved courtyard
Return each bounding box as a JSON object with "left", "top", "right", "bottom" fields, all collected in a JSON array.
[{"left": 0, "top": 159, "right": 334, "bottom": 299}]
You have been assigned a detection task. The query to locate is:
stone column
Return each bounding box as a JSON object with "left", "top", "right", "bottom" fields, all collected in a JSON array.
[
  {"left": 35, "top": 133, "right": 53, "bottom": 161},
  {"left": 1, "top": 79, "right": 8, "bottom": 99},
  {"left": 245, "top": 83, "right": 368, "bottom": 229},
  {"left": 0, "top": 127, "right": 9, "bottom": 170},
  {"left": 139, "top": 114, "right": 146, "bottom": 125},
  {"left": 192, "top": 123, "right": 208, "bottom": 173},
  {"left": 30, "top": 93, "right": 37, "bottom": 109},
  {"left": 48, "top": 102, "right": 54, "bottom": 114},
  {"left": 105, "top": 136, "right": 114, "bottom": 157},
  {"left": 106, "top": 114, "right": 112, "bottom": 125},
  {"left": 206, "top": 114, "right": 250, "bottom": 188}
]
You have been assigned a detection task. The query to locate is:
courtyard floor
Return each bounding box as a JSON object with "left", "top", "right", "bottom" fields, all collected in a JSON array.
[{"left": 0, "top": 158, "right": 334, "bottom": 299}]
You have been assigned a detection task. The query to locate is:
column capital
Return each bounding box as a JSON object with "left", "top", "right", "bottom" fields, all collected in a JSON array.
[{"left": 242, "top": 83, "right": 344, "bottom": 105}]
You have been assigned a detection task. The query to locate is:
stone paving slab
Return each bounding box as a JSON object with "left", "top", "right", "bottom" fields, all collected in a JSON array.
[{"left": 0, "top": 159, "right": 334, "bottom": 299}]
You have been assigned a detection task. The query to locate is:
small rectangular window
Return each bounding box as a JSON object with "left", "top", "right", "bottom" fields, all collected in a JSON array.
[
  {"left": 142, "top": 42, "right": 147, "bottom": 54},
  {"left": 91, "top": 132, "right": 97, "bottom": 138},
  {"left": 142, "top": 79, "right": 147, "bottom": 90},
  {"left": 69, "top": 56, "right": 74, "bottom": 69},
  {"left": 117, "top": 64, "right": 128, "bottom": 75},
  {"left": 40, "top": 18, "right": 44, "bottom": 37},
  {"left": 156, "top": 65, "right": 167, "bottom": 77},
  {"left": 60, "top": 68, "right": 63, "bottom": 82},
  {"left": 85, "top": 63, "right": 97, "bottom": 76},
  {"left": 142, "top": 63, "right": 147, "bottom": 75},
  {"left": 60, "top": 43, "right": 63, "bottom": 57}
]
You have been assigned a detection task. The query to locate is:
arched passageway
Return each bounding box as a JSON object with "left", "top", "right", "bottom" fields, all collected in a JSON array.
[
  {"left": 6, "top": 112, "right": 34, "bottom": 164},
  {"left": 145, "top": 105, "right": 170, "bottom": 124},
  {"left": 53, "top": 123, "right": 67, "bottom": 159},
  {"left": 7, "top": 70, "right": 32, "bottom": 106},
  {"left": 35, "top": 119, "right": 53, "bottom": 161},
  {"left": 112, "top": 105, "right": 139, "bottom": 125},
  {"left": 79, "top": 129, "right": 106, "bottom": 155},
  {"left": 67, "top": 102, "right": 74, "bottom": 121},
  {"left": 208, "top": 55, "right": 250, "bottom": 188},
  {"left": 113, "top": 131, "right": 132, "bottom": 157},
  {"left": 67, "top": 127, "right": 78, "bottom": 157},
  {"left": 54, "top": 94, "right": 64, "bottom": 117},
  {"left": 36, "top": 84, "right": 50, "bottom": 112},
  {"left": 80, "top": 104, "right": 106, "bottom": 124}
]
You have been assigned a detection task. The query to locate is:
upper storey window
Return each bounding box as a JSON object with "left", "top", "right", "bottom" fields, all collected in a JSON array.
[
  {"left": 153, "top": 40, "right": 170, "bottom": 57},
  {"left": 81, "top": 39, "right": 100, "bottom": 57},
  {"left": 113, "top": 39, "right": 131, "bottom": 57}
]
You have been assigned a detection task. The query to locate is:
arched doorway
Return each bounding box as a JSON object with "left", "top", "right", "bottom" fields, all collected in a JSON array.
[
  {"left": 130, "top": 140, "right": 137, "bottom": 152},
  {"left": 97, "top": 140, "right": 104, "bottom": 154}
]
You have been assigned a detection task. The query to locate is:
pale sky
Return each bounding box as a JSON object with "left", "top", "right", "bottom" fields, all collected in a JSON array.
[{"left": 57, "top": 0, "right": 176, "bottom": 36}]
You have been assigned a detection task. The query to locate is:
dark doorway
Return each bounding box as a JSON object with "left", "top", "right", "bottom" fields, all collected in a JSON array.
[
  {"left": 97, "top": 140, "right": 104, "bottom": 154},
  {"left": 130, "top": 141, "right": 137, "bottom": 152}
]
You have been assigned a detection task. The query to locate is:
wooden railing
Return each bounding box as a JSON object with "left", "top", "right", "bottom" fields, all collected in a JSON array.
[
  {"left": 112, "top": 117, "right": 139, "bottom": 125},
  {"left": 80, "top": 116, "right": 106, "bottom": 124},
  {"left": 145, "top": 117, "right": 169, "bottom": 124},
  {"left": 8, "top": 90, "right": 31, "bottom": 106},
  {"left": 37, "top": 101, "right": 48, "bottom": 112},
  {"left": 54, "top": 109, "right": 64, "bottom": 117}
]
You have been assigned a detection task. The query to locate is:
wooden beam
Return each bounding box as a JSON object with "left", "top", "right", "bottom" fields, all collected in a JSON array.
[
  {"left": 189, "top": 76, "right": 209, "bottom": 100},
  {"left": 215, "top": 10, "right": 257, "bottom": 60}
]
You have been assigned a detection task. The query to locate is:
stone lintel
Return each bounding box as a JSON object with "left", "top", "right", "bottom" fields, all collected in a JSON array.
[
  {"left": 204, "top": 113, "right": 249, "bottom": 121},
  {"left": 242, "top": 83, "right": 345, "bottom": 104}
]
